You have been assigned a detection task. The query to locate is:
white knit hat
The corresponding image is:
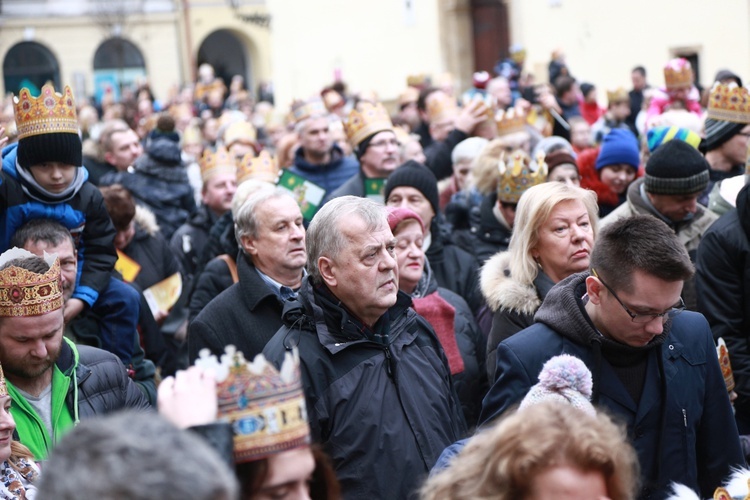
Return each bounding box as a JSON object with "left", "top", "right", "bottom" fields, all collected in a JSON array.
[{"left": 519, "top": 354, "right": 595, "bottom": 416}]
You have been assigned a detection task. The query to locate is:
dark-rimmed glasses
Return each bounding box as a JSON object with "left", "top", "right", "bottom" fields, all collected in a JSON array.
[{"left": 591, "top": 268, "right": 685, "bottom": 324}]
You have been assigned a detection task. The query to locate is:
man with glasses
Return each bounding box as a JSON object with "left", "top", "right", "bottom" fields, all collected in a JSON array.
[{"left": 479, "top": 215, "right": 743, "bottom": 499}]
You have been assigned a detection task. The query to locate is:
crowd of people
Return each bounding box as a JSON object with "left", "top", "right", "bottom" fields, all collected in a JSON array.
[{"left": 0, "top": 48, "right": 749, "bottom": 499}]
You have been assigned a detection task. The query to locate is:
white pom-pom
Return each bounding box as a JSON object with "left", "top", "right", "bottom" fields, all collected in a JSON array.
[
  {"left": 664, "top": 482, "right": 700, "bottom": 500},
  {"left": 537, "top": 354, "right": 593, "bottom": 399}
]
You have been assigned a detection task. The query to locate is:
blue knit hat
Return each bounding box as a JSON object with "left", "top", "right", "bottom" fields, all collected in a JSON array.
[{"left": 595, "top": 129, "right": 640, "bottom": 171}]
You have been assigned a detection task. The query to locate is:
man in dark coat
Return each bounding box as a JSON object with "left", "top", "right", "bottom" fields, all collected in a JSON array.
[
  {"left": 480, "top": 215, "right": 744, "bottom": 499},
  {"left": 188, "top": 188, "right": 306, "bottom": 363},
  {"left": 385, "top": 161, "right": 483, "bottom": 313},
  {"left": 263, "top": 196, "right": 466, "bottom": 499},
  {"left": 697, "top": 183, "right": 750, "bottom": 434}
]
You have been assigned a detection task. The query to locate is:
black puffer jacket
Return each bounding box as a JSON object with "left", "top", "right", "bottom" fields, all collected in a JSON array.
[
  {"left": 263, "top": 281, "right": 466, "bottom": 499},
  {"left": 101, "top": 133, "right": 196, "bottom": 240},
  {"left": 697, "top": 184, "right": 750, "bottom": 419},
  {"left": 452, "top": 192, "right": 512, "bottom": 265},
  {"left": 170, "top": 204, "right": 218, "bottom": 279},
  {"left": 189, "top": 253, "right": 285, "bottom": 363},
  {"left": 189, "top": 217, "right": 238, "bottom": 322},
  {"left": 424, "top": 128, "right": 469, "bottom": 181}
]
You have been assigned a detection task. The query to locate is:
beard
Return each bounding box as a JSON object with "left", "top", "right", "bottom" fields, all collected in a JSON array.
[{"left": 0, "top": 341, "right": 61, "bottom": 381}]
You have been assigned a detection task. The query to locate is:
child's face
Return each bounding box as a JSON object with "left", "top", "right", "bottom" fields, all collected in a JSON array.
[
  {"left": 599, "top": 164, "right": 636, "bottom": 194},
  {"left": 29, "top": 162, "right": 76, "bottom": 193}
]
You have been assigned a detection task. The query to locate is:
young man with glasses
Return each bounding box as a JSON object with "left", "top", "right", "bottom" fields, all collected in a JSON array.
[{"left": 479, "top": 215, "right": 743, "bottom": 499}]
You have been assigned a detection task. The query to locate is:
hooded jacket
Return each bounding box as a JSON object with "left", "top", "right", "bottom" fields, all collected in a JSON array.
[
  {"left": 601, "top": 178, "right": 718, "bottom": 310},
  {"left": 0, "top": 143, "right": 117, "bottom": 307},
  {"left": 263, "top": 280, "right": 466, "bottom": 499},
  {"left": 480, "top": 251, "right": 555, "bottom": 380},
  {"left": 290, "top": 144, "right": 359, "bottom": 195},
  {"left": 8, "top": 338, "right": 150, "bottom": 460},
  {"left": 480, "top": 272, "right": 744, "bottom": 499}
]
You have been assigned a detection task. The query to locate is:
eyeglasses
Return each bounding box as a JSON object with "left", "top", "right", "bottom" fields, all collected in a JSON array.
[
  {"left": 737, "top": 132, "right": 750, "bottom": 138},
  {"left": 368, "top": 139, "right": 400, "bottom": 149},
  {"left": 591, "top": 269, "right": 685, "bottom": 324}
]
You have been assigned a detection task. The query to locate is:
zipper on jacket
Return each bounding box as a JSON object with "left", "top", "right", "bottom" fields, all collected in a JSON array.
[{"left": 383, "top": 346, "right": 395, "bottom": 379}]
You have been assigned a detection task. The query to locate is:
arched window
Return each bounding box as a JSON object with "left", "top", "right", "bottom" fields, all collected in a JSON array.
[
  {"left": 3, "top": 41, "right": 60, "bottom": 95},
  {"left": 92, "top": 38, "right": 146, "bottom": 104},
  {"left": 197, "top": 30, "right": 250, "bottom": 90}
]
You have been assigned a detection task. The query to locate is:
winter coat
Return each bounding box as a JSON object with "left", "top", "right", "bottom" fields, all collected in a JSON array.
[
  {"left": 289, "top": 144, "right": 359, "bottom": 195},
  {"left": 188, "top": 253, "right": 285, "bottom": 363},
  {"left": 426, "top": 219, "right": 483, "bottom": 314},
  {"left": 480, "top": 272, "right": 744, "bottom": 499},
  {"left": 424, "top": 129, "right": 469, "bottom": 181},
  {"left": 101, "top": 134, "right": 196, "bottom": 240},
  {"left": 170, "top": 204, "right": 218, "bottom": 279},
  {"left": 263, "top": 281, "right": 467, "bottom": 500},
  {"left": 411, "top": 264, "right": 487, "bottom": 427},
  {"left": 696, "top": 184, "right": 750, "bottom": 421},
  {"left": 0, "top": 143, "right": 117, "bottom": 307},
  {"left": 322, "top": 170, "right": 367, "bottom": 204},
  {"left": 9, "top": 338, "right": 151, "bottom": 459},
  {"left": 601, "top": 178, "right": 718, "bottom": 310},
  {"left": 480, "top": 251, "right": 554, "bottom": 381},
  {"left": 453, "top": 192, "right": 512, "bottom": 265}
]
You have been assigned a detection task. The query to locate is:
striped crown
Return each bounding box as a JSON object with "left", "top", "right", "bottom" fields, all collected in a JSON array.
[
  {"left": 195, "top": 346, "right": 310, "bottom": 464},
  {"left": 344, "top": 101, "right": 393, "bottom": 146},
  {"left": 14, "top": 83, "right": 78, "bottom": 140},
  {"left": 707, "top": 82, "right": 750, "bottom": 124}
]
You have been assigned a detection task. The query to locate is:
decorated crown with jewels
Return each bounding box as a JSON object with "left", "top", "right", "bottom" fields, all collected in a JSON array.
[
  {"left": 708, "top": 82, "right": 750, "bottom": 124},
  {"left": 344, "top": 101, "right": 393, "bottom": 147},
  {"left": 195, "top": 345, "right": 310, "bottom": 463},
  {"left": 664, "top": 58, "right": 693, "bottom": 90},
  {"left": 14, "top": 83, "right": 78, "bottom": 140},
  {"left": 237, "top": 150, "right": 279, "bottom": 184},
  {"left": 497, "top": 150, "right": 547, "bottom": 203},
  {"left": 0, "top": 248, "right": 63, "bottom": 318},
  {"left": 199, "top": 146, "right": 237, "bottom": 182},
  {"left": 495, "top": 107, "right": 528, "bottom": 136}
]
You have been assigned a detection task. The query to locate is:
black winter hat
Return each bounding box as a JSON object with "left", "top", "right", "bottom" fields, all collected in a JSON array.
[
  {"left": 17, "top": 132, "right": 82, "bottom": 169},
  {"left": 645, "top": 139, "right": 710, "bottom": 195},
  {"left": 384, "top": 160, "right": 439, "bottom": 216},
  {"left": 702, "top": 118, "right": 746, "bottom": 152}
]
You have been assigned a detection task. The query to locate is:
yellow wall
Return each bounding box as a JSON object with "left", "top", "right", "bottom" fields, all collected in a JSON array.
[{"left": 510, "top": 0, "right": 750, "bottom": 97}]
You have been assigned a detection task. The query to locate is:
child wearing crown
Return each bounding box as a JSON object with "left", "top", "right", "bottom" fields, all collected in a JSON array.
[
  {"left": 645, "top": 58, "right": 702, "bottom": 130},
  {"left": 0, "top": 83, "right": 138, "bottom": 367}
]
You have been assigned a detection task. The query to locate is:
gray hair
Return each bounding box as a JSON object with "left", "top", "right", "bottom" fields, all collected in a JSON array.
[
  {"left": 36, "top": 411, "right": 238, "bottom": 500},
  {"left": 307, "top": 196, "right": 387, "bottom": 286},
  {"left": 293, "top": 113, "right": 331, "bottom": 136},
  {"left": 234, "top": 187, "right": 296, "bottom": 246}
]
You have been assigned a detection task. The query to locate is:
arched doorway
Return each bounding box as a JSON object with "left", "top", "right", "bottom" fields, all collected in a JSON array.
[
  {"left": 197, "top": 30, "right": 251, "bottom": 90},
  {"left": 93, "top": 37, "right": 147, "bottom": 105},
  {"left": 3, "top": 41, "right": 60, "bottom": 95}
]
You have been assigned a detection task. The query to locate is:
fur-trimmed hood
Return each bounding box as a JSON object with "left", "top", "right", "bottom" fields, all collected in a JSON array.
[
  {"left": 134, "top": 204, "right": 160, "bottom": 237},
  {"left": 480, "top": 251, "right": 541, "bottom": 315}
]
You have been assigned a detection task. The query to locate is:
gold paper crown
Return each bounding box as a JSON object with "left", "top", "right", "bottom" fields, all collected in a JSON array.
[
  {"left": 237, "top": 150, "right": 279, "bottom": 184},
  {"left": 717, "top": 338, "right": 735, "bottom": 393},
  {"left": 199, "top": 146, "right": 237, "bottom": 183},
  {"left": 497, "top": 150, "right": 547, "bottom": 203},
  {"left": 708, "top": 82, "right": 750, "bottom": 124},
  {"left": 14, "top": 83, "right": 78, "bottom": 140},
  {"left": 344, "top": 102, "right": 393, "bottom": 147},
  {"left": 406, "top": 73, "right": 428, "bottom": 88},
  {"left": 426, "top": 92, "right": 459, "bottom": 124},
  {"left": 0, "top": 363, "right": 6, "bottom": 397},
  {"left": 606, "top": 87, "right": 629, "bottom": 104},
  {"left": 0, "top": 248, "right": 63, "bottom": 318},
  {"left": 223, "top": 121, "right": 257, "bottom": 146},
  {"left": 195, "top": 346, "right": 310, "bottom": 464},
  {"left": 398, "top": 87, "right": 419, "bottom": 107},
  {"left": 291, "top": 98, "right": 327, "bottom": 124},
  {"left": 495, "top": 107, "right": 527, "bottom": 136},
  {"left": 664, "top": 58, "right": 693, "bottom": 90},
  {"left": 182, "top": 125, "right": 203, "bottom": 146}
]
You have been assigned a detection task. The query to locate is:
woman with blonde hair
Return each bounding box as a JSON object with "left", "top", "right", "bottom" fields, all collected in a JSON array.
[
  {"left": 481, "top": 182, "right": 598, "bottom": 379},
  {"left": 421, "top": 401, "right": 639, "bottom": 500}
]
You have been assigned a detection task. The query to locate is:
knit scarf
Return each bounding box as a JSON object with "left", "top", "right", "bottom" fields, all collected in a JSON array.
[
  {"left": 15, "top": 159, "right": 85, "bottom": 204},
  {"left": 0, "top": 458, "right": 39, "bottom": 500},
  {"left": 412, "top": 293, "right": 463, "bottom": 375}
]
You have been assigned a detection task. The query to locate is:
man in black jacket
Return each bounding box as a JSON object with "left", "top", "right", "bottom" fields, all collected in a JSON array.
[
  {"left": 0, "top": 248, "right": 149, "bottom": 460},
  {"left": 263, "top": 196, "right": 466, "bottom": 499},
  {"left": 188, "top": 188, "right": 306, "bottom": 363}
]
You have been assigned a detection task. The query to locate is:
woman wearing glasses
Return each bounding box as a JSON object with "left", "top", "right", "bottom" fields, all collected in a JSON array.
[{"left": 481, "top": 182, "right": 598, "bottom": 380}]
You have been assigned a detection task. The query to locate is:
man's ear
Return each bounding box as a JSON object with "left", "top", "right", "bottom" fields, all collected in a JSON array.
[
  {"left": 585, "top": 275, "right": 603, "bottom": 305},
  {"left": 318, "top": 256, "right": 337, "bottom": 288},
  {"left": 240, "top": 235, "right": 257, "bottom": 256}
]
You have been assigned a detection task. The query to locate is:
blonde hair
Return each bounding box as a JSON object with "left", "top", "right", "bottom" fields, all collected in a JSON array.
[
  {"left": 421, "top": 402, "right": 639, "bottom": 500},
  {"left": 8, "top": 441, "right": 36, "bottom": 475},
  {"left": 508, "top": 182, "right": 599, "bottom": 286}
]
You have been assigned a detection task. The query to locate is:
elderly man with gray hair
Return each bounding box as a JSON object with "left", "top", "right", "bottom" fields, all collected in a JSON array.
[
  {"left": 188, "top": 187, "right": 306, "bottom": 363},
  {"left": 263, "top": 195, "right": 466, "bottom": 499}
]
